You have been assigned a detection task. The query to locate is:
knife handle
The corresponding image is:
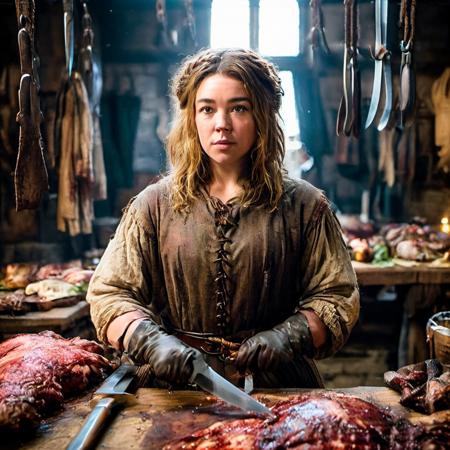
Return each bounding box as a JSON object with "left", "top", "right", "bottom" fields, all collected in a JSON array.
[{"left": 66, "top": 397, "right": 116, "bottom": 450}]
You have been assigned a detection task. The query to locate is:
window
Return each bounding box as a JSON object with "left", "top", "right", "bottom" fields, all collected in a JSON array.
[
  {"left": 259, "top": 0, "right": 299, "bottom": 56},
  {"left": 279, "top": 71, "right": 298, "bottom": 141},
  {"left": 210, "top": 0, "right": 250, "bottom": 49}
]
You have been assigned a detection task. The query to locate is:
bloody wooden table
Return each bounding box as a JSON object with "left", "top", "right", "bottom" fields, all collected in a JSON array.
[{"left": 4, "top": 387, "right": 450, "bottom": 450}]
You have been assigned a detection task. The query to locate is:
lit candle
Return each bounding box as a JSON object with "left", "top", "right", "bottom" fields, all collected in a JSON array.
[{"left": 441, "top": 217, "right": 449, "bottom": 234}]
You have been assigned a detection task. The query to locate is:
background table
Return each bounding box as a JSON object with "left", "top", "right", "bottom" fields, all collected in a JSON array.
[
  {"left": 0, "top": 301, "right": 93, "bottom": 339},
  {"left": 352, "top": 261, "right": 450, "bottom": 286},
  {"left": 352, "top": 261, "right": 450, "bottom": 367}
]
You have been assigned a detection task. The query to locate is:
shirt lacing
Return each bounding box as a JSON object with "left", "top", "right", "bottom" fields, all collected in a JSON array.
[{"left": 210, "top": 197, "right": 239, "bottom": 336}]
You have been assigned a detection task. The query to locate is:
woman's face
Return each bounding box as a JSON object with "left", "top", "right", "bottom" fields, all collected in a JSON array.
[{"left": 195, "top": 73, "right": 257, "bottom": 174}]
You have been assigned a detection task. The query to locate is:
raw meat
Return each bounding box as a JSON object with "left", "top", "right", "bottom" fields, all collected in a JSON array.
[
  {"left": 0, "top": 331, "right": 112, "bottom": 431},
  {"left": 0, "top": 263, "right": 38, "bottom": 289},
  {"left": 61, "top": 268, "right": 94, "bottom": 285},
  {"left": 164, "top": 391, "right": 449, "bottom": 449},
  {"left": 384, "top": 359, "right": 450, "bottom": 414},
  {"left": 34, "top": 261, "right": 82, "bottom": 280},
  {"left": 0, "top": 290, "right": 38, "bottom": 314}
]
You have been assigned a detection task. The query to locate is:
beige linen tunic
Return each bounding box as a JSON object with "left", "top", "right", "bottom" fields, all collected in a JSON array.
[{"left": 87, "top": 176, "right": 359, "bottom": 387}]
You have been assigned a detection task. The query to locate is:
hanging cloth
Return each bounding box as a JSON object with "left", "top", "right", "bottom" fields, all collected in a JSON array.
[{"left": 55, "top": 72, "right": 94, "bottom": 235}]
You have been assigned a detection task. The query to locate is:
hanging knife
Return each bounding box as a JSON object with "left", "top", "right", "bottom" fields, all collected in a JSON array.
[
  {"left": 63, "top": 0, "right": 74, "bottom": 77},
  {"left": 190, "top": 356, "right": 274, "bottom": 418},
  {"left": 376, "top": 0, "right": 392, "bottom": 131},
  {"left": 66, "top": 364, "right": 137, "bottom": 450},
  {"left": 365, "top": 0, "right": 392, "bottom": 130}
]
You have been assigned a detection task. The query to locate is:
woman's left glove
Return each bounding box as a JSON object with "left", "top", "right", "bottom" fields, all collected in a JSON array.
[{"left": 235, "top": 313, "right": 314, "bottom": 372}]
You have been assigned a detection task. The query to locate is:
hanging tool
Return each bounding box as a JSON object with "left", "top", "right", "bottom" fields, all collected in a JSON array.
[
  {"left": 14, "top": 0, "right": 48, "bottom": 211},
  {"left": 398, "top": 0, "right": 416, "bottom": 129},
  {"left": 365, "top": 0, "right": 392, "bottom": 131},
  {"left": 336, "top": 0, "right": 360, "bottom": 137},
  {"left": 156, "top": 0, "right": 170, "bottom": 46},
  {"left": 309, "top": 0, "right": 330, "bottom": 65},
  {"left": 63, "top": 0, "right": 74, "bottom": 77},
  {"left": 184, "top": 0, "right": 197, "bottom": 44},
  {"left": 80, "top": 2, "right": 94, "bottom": 96}
]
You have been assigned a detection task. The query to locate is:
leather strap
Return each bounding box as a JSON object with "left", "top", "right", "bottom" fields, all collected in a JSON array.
[
  {"left": 336, "top": 0, "right": 360, "bottom": 138},
  {"left": 365, "top": 0, "right": 392, "bottom": 131}
]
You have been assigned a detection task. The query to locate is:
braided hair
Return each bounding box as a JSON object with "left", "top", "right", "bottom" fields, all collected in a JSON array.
[{"left": 166, "top": 48, "right": 286, "bottom": 212}]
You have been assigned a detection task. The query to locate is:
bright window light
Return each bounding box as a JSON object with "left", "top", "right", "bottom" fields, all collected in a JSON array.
[
  {"left": 279, "top": 71, "right": 299, "bottom": 142},
  {"left": 210, "top": 0, "right": 250, "bottom": 49},
  {"left": 259, "top": 0, "right": 299, "bottom": 56},
  {"left": 279, "top": 71, "right": 304, "bottom": 179}
]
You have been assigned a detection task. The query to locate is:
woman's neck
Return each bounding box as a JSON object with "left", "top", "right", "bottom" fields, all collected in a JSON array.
[{"left": 208, "top": 165, "right": 246, "bottom": 203}]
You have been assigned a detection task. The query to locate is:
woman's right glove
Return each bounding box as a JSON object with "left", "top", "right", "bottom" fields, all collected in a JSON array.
[{"left": 125, "top": 319, "right": 201, "bottom": 385}]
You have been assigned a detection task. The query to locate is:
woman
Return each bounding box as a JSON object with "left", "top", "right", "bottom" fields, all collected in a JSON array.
[{"left": 87, "top": 48, "right": 359, "bottom": 388}]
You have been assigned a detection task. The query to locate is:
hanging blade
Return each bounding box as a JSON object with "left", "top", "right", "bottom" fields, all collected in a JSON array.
[
  {"left": 377, "top": 62, "right": 392, "bottom": 131},
  {"left": 365, "top": 61, "right": 382, "bottom": 129},
  {"left": 63, "top": 0, "right": 74, "bottom": 76},
  {"left": 365, "top": 0, "right": 383, "bottom": 129},
  {"left": 377, "top": 0, "right": 392, "bottom": 130}
]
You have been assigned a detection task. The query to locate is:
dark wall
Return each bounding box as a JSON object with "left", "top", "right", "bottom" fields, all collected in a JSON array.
[{"left": 0, "top": 0, "right": 449, "bottom": 260}]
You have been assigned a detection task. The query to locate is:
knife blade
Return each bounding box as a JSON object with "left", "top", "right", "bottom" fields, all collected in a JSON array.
[
  {"left": 190, "top": 356, "right": 274, "bottom": 418},
  {"left": 63, "top": 0, "right": 74, "bottom": 77},
  {"left": 66, "top": 364, "right": 137, "bottom": 450}
]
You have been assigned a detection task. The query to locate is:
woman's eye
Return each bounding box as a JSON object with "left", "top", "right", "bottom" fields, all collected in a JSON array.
[
  {"left": 232, "top": 104, "right": 249, "bottom": 113},
  {"left": 199, "top": 106, "right": 213, "bottom": 114}
]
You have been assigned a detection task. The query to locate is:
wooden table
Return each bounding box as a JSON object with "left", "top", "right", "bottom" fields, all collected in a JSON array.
[
  {"left": 5, "top": 387, "right": 449, "bottom": 450},
  {"left": 352, "top": 261, "right": 450, "bottom": 286},
  {"left": 0, "top": 301, "right": 92, "bottom": 339},
  {"left": 352, "top": 261, "right": 450, "bottom": 367}
]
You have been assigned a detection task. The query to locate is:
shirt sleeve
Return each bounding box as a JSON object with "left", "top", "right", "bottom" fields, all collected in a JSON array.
[
  {"left": 298, "top": 197, "right": 360, "bottom": 359},
  {"left": 86, "top": 204, "right": 155, "bottom": 344}
]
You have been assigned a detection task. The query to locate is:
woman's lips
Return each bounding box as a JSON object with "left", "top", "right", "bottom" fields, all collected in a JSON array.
[{"left": 213, "top": 139, "right": 234, "bottom": 145}]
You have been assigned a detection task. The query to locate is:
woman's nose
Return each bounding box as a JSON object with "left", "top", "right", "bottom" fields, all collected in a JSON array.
[{"left": 215, "top": 111, "right": 231, "bottom": 131}]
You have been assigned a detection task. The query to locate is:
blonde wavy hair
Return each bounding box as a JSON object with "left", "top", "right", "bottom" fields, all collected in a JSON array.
[{"left": 166, "top": 48, "right": 285, "bottom": 212}]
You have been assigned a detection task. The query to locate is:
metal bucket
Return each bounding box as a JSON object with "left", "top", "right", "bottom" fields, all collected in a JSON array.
[{"left": 426, "top": 311, "right": 450, "bottom": 364}]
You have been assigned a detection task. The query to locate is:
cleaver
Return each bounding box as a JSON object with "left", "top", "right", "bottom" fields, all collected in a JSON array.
[
  {"left": 66, "top": 364, "right": 137, "bottom": 450},
  {"left": 190, "top": 356, "right": 274, "bottom": 418}
]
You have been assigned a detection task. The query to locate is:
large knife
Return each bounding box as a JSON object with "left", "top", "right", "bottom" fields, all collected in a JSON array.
[
  {"left": 66, "top": 364, "right": 137, "bottom": 450},
  {"left": 63, "top": 0, "right": 74, "bottom": 77},
  {"left": 190, "top": 356, "right": 274, "bottom": 418}
]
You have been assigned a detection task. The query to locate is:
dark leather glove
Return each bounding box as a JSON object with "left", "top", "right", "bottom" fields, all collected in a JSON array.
[
  {"left": 125, "top": 319, "right": 201, "bottom": 385},
  {"left": 235, "top": 313, "right": 314, "bottom": 372}
]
